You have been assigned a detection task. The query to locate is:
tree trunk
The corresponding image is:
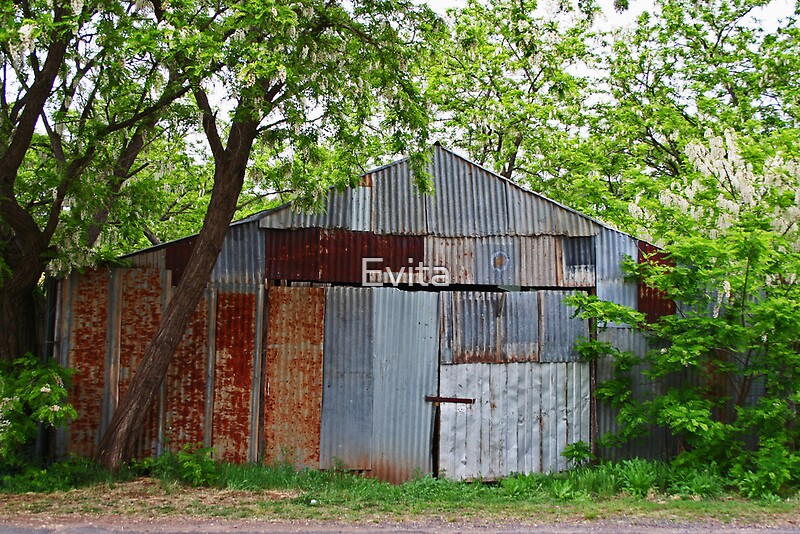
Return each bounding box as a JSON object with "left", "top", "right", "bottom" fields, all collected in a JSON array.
[
  {"left": 0, "top": 283, "right": 39, "bottom": 360},
  {"left": 95, "top": 119, "right": 258, "bottom": 470}
]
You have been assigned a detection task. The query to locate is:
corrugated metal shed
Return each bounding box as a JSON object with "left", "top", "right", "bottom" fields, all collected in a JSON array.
[{"left": 57, "top": 143, "right": 671, "bottom": 482}]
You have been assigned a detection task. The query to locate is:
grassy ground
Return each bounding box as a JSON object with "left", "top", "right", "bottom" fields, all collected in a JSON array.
[{"left": 1, "top": 459, "right": 798, "bottom": 526}]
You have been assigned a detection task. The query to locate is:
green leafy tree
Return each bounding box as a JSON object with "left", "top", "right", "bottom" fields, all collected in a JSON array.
[
  {"left": 427, "top": 0, "right": 597, "bottom": 185},
  {"left": 95, "top": 0, "right": 442, "bottom": 469},
  {"left": 572, "top": 131, "right": 800, "bottom": 497}
]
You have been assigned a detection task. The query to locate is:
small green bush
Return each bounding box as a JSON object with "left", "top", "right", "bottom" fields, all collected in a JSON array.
[{"left": 146, "top": 444, "right": 218, "bottom": 487}]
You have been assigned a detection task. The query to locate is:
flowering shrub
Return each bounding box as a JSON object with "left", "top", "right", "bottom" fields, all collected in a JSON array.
[
  {"left": 0, "top": 354, "right": 77, "bottom": 467},
  {"left": 571, "top": 132, "right": 800, "bottom": 498}
]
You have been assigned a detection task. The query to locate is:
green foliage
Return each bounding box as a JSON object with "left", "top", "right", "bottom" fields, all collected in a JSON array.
[
  {"left": 0, "top": 354, "right": 77, "bottom": 467},
  {"left": 0, "top": 458, "right": 117, "bottom": 493},
  {"left": 143, "top": 444, "right": 218, "bottom": 487},
  {"left": 561, "top": 440, "right": 595, "bottom": 467},
  {"left": 571, "top": 130, "right": 800, "bottom": 497}
]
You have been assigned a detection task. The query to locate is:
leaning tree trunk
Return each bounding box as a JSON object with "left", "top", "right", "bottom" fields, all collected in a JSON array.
[
  {"left": 95, "top": 118, "right": 258, "bottom": 470},
  {"left": 0, "top": 283, "right": 40, "bottom": 361}
]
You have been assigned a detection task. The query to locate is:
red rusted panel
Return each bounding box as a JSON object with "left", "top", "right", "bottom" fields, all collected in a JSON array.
[
  {"left": 213, "top": 291, "right": 256, "bottom": 463},
  {"left": 117, "top": 269, "right": 164, "bottom": 457},
  {"left": 264, "top": 286, "right": 325, "bottom": 467},
  {"left": 67, "top": 269, "right": 108, "bottom": 457},
  {"left": 265, "top": 228, "right": 424, "bottom": 284},
  {"left": 265, "top": 228, "right": 321, "bottom": 281},
  {"left": 638, "top": 241, "right": 676, "bottom": 323},
  {"left": 165, "top": 297, "right": 208, "bottom": 450},
  {"left": 165, "top": 237, "right": 196, "bottom": 286}
]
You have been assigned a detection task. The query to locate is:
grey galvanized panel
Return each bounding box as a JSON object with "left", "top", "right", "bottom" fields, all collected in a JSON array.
[
  {"left": 372, "top": 288, "right": 439, "bottom": 483},
  {"left": 126, "top": 249, "right": 165, "bottom": 270},
  {"left": 427, "top": 146, "right": 509, "bottom": 237},
  {"left": 506, "top": 181, "right": 599, "bottom": 237},
  {"left": 539, "top": 290, "right": 590, "bottom": 362},
  {"left": 212, "top": 221, "right": 265, "bottom": 285},
  {"left": 372, "top": 158, "right": 428, "bottom": 235},
  {"left": 258, "top": 187, "right": 372, "bottom": 232},
  {"left": 321, "top": 287, "right": 374, "bottom": 470},
  {"left": 258, "top": 204, "right": 294, "bottom": 229},
  {"left": 596, "top": 228, "right": 639, "bottom": 316},
  {"left": 473, "top": 236, "right": 520, "bottom": 287},
  {"left": 561, "top": 236, "right": 596, "bottom": 288},
  {"left": 293, "top": 186, "right": 372, "bottom": 232},
  {"left": 438, "top": 362, "right": 590, "bottom": 480},
  {"left": 440, "top": 291, "right": 539, "bottom": 364},
  {"left": 518, "top": 235, "right": 560, "bottom": 287}
]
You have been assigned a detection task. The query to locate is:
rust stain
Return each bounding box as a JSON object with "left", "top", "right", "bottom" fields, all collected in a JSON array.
[
  {"left": 213, "top": 291, "right": 256, "bottom": 463},
  {"left": 263, "top": 286, "right": 325, "bottom": 468},
  {"left": 638, "top": 241, "right": 676, "bottom": 323},
  {"left": 165, "top": 297, "right": 208, "bottom": 450},
  {"left": 265, "top": 229, "right": 424, "bottom": 284},
  {"left": 67, "top": 269, "right": 108, "bottom": 457},
  {"left": 117, "top": 269, "right": 164, "bottom": 458}
]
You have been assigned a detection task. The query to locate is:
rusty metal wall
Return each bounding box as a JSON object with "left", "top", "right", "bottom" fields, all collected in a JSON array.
[
  {"left": 438, "top": 361, "right": 590, "bottom": 480},
  {"left": 212, "top": 290, "right": 256, "bottom": 463},
  {"left": 264, "top": 286, "right": 325, "bottom": 468},
  {"left": 440, "top": 291, "right": 540, "bottom": 364},
  {"left": 371, "top": 288, "right": 439, "bottom": 483},
  {"left": 424, "top": 235, "right": 579, "bottom": 288},
  {"left": 64, "top": 269, "right": 109, "bottom": 457},
  {"left": 638, "top": 241, "right": 676, "bottom": 323},
  {"left": 115, "top": 268, "right": 165, "bottom": 457},
  {"left": 320, "top": 287, "right": 374, "bottom": 470},
  {"left": 165, "top": 294, "right": 209, "bottom": 451}
]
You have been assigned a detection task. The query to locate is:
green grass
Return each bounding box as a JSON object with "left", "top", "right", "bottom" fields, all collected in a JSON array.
[{"left": 0, "top": 457, "right": 798, "bottom": 525}]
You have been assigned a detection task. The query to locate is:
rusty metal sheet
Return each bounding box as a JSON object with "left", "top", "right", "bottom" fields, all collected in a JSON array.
[
  {"left": 440, "top": 291, "right": 539, "bottom": 364},
  {"left": 163, "top": 237, "right": 196, "bottom": 286},
  {"left": 263, "top": 286, "right": 325, "bottom": 468},
  {"left": 539, "top": 290, "right": 590, "bottom": 363},
  {"left": 212, "top": 290, "right": 256, "bottom": 463},
  {"left": 66, "top": 269, "right": 109, "bottom": 457},
  {"left": 115, "top": 268, "right": 165, "bottom": 458},
  {"left": 560, "top": 236, "right": 596, "bottom": 288},
  {"left": 265, "top": 228, "right": 322, "bottom": 281},
  {"left": 371, "top": 289, "right": 439, "bottom": 483},
  {"left": 165, "top": 296, "right": 209, "bottom": 451},
  {"left": 638, "top": 241, "right": 676, "bottom": 323},
  {"left": 320, "top": 287, "right": 373, "bottom": 470}
]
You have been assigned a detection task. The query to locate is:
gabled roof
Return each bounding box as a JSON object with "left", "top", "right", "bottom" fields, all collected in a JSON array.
[{"left": 256, "top": 144, "right": 600, "bottom": 238}]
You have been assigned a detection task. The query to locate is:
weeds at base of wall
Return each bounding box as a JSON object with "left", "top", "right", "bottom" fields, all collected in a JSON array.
[{"left": 0, "top": 453, "right": 794, "bottom": 507}]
